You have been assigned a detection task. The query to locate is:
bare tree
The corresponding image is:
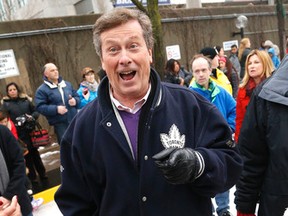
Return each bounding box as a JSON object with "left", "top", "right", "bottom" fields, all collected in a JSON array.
[
  {"left": 0, "top": 0, "right": 40, "bottom": 21},
  {"left": 276, "top": 0, "right": 286, "bottom": 59},
  {"left": 0, "top": 0, "right": 14, "bottom": 21},
  {"left": 125, "top": 0, "right": 166, "bottom": 78}
]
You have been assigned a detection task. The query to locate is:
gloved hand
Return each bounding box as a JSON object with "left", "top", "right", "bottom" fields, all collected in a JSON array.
[
  {"left": 152, "top": 147, "right": 200, "bottom": 185},
  {"left": 237, "top": 211, "right": 256, "bottom": 216}
]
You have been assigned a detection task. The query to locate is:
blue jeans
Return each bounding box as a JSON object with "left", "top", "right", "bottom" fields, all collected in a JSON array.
[
  {"left": 54, "top": 122, "right": 69, "bottom": 144},
  {"left": 214, "top": 190, "right": 230, "bottom": 216}
]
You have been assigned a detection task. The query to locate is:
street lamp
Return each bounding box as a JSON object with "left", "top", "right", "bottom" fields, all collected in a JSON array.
[{"left": 232, "top": 15, "right": 248, "bottom": 38}]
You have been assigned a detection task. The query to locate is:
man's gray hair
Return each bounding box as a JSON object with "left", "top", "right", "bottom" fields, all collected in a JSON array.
[{"left": 92, "top": 8, "right": 154, "bottom": 58}]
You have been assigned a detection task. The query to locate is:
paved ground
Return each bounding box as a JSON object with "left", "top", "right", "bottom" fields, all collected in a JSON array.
[
  {"left": 38, "top": 142, "right": 61, "bottom": 173},
  {"left": 34, "top": 201, "right": 62, "bottom": 216},
  {"left": 30, "top": 142, "right": 61, "bottom": 194}
]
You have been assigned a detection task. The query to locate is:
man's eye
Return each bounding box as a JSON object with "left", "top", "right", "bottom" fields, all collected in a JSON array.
[
  {"left": 109, "top": 47, "right": 118, "bottom": 53},
  {"left": 130, "top": 44, "right": 138, "bottom": 49}
]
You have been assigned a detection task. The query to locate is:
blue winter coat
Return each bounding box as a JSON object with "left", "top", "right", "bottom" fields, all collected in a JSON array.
[
  {"left": 34, "top": 77, "right": 80, "bottom": 126},
  {"left": 268, "top": 47, "right": 280, "bottom": 69},
  {"left": 189, "top": 80, "right": 236, "bottom": 132},
  {"left": 55, "top": 69, "right": 242, "bottom": 216},
  {"left": 77, "top": 84, "right": 98, "bottom": 109}
]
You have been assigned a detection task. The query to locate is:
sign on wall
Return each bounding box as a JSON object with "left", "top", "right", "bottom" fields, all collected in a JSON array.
[
  {"left": 114, "top": 0, "right": 170, "bottom": 7},
  {"left": 0, "top": 49, "right": 20, "bottom": 79},
  {"left": 166, "top": 45, "right": 181, "bottom": 60},
  {"left": 223, "top": 40, "right": 239, "bottom": 51}
]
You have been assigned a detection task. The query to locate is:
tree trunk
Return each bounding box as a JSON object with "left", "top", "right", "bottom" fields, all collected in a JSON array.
[
  {"left": 276, "top": 0, "right": 286, "bottom": 59},
  {"left": 131, "top": 0, "right": 165, "bottom": 79}
]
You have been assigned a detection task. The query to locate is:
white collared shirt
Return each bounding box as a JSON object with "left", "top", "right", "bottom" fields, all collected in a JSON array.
[{"left": 110, "top": 84, "right": 151, "bottom": 114}]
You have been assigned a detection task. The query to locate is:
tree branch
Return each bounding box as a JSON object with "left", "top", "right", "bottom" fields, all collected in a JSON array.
[{"left": 130, "top": 0, "right": 148, "bottom": 14}]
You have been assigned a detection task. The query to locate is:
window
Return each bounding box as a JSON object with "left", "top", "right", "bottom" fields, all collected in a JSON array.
[
  {"left": 74, "top": 0, "right": 93, "bottom": 15},
  {"left": 18, "top": 0, "right": 27, "bottom": 7}
]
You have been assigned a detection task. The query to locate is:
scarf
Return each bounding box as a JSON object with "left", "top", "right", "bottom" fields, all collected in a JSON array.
[
  {"left": 0, "top": 148, "right": 9, "bottom": 195},
  {"left": 81, "top": 80, "right": 99, "bottom": 92},
  {"left": 245, "top": 78, "right": 257, "bottom": 97}
]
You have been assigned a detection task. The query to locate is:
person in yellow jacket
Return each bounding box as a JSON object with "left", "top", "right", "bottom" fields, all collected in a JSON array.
[{"left": 190, "top": 47, "right": 232, "bottom": 96}]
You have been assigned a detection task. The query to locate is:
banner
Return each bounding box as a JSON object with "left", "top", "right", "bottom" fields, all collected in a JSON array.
[
  {"left": 114, "top": 0, "right": 170, "bottom": 7},
  {"left": 0, "top": 49, "right": 20, "bottom": 79},
  {"left": 166, "top": 45, "right": 181, "bottom": 60}
]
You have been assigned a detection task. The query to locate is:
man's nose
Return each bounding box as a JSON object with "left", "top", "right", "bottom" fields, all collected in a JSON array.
[{"left": 119, "top": 50, "right": 132, "bottom": 65}]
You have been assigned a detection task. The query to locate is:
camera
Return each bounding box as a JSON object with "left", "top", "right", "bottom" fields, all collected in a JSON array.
[{"left": 15, "top": 115, "right": 36, "bottom": 130}]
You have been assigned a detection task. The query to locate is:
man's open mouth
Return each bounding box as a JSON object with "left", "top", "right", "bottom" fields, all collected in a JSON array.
[{"left": 120, "top": 71, "right": 136, "bottom": 81}]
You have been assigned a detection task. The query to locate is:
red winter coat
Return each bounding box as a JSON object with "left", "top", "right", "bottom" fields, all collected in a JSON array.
[
  {"left": 235, "top": 80, "right": 256, "bottom": 143},
  {"left": 8, "top": 118, "right": 18, "bottom": 139},
  {"left": 235, "top": 88, "right": 250, "bottom": 143}
]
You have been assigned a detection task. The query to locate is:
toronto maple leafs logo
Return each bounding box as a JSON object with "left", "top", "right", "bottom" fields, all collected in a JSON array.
[{"left": 160, "top": 124, "right": 185, "bottom": 149}]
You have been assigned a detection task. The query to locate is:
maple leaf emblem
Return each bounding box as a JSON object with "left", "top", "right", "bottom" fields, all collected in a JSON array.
[{"left": 160, "top": 124, "right": 185, "bottom": 149}]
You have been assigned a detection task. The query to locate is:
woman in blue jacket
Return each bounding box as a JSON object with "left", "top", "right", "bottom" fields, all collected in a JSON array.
[
  {"left": 77, "top": 67, "right": 99, "bottom": 109},
  {"left": 268, "top": 47, "right": 280, "bottom": 69}
]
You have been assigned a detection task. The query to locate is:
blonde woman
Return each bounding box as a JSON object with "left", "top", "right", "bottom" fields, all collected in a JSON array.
[
  {"left": 238, "top": 38, "right": 251, "bottom": 79},
  {"left": 235, "top": 49, "right": 274, "bottom": 143}
]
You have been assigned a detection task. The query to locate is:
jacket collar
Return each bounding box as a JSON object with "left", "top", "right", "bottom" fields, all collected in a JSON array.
[
  {"left": 97, "top": 67, "right": 162, "bottom": 114},
  {"left": 259, "top": 55, "right": 288, "bottom": 106},
  {"left": 1, "top": 93, "right": 32, "bottom": 102},
  {"left": 43, "top": 76, "right": 66, "bottom": 89}
]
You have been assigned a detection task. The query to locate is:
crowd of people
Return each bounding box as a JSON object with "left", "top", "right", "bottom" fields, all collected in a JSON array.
[
  {"left": 0, "top": 63, "right": 102, "bottom": 215},
  {"left": 0, "top": 7, "right": 287, "bottom": 216}
]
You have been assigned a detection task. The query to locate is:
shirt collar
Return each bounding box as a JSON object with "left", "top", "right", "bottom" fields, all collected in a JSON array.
[
  {"left": 193, "top": 78, "right": 215, "bottom": 91},
  {"left": 109, "top": 84, "right": 151, "bottom": 114}
]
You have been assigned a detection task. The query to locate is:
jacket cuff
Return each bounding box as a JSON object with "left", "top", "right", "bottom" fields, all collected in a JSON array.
[{"left": 194, "top": 151, "right": 205, "bottom": 179}]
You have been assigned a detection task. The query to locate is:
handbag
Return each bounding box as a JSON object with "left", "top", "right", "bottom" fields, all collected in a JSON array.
[{"left": 30, "top": 122, "right": 50, "bottom": 147}]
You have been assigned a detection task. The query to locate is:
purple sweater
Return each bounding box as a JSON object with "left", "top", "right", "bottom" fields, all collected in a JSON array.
[{"left": 119, "top": 110, "right": 141, "bottom": 159}]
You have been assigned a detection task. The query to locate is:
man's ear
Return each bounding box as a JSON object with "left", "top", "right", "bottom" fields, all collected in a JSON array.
[
  {"left": 148, "top": 49, "right": 153, "bottom": 64},
  {"left": 43, "top": 70, "right": 48, "bottom": 77},
  {"left": 208, "top": 68, "right": 212, "bottom": 76},
  {"left": 101, "top": 59, "right": 106, "bottom": 71}
]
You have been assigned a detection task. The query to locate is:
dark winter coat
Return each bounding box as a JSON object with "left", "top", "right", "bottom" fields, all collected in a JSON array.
[
  {"left": 1, "top": 94, "right": 39, "bottom": 123},
  {"left": 239, "top": 48, "right": 251, "bottom": 79},
  {"left": 55, "top": 68, "right": 242, "bottom": 216},
  {"left": 1, "top": 94, "right": 39, "bottom": 145},
  {"left": 34, "top": 76, "right": 80, "bottom": 126},
  {"left": 0, "top": 125, "right": 32, "bottom": 216},
  {"left": 235, "top": 55, "right": 288, "bottom": 216},
  {"left": 163, "top": 70, "right": 183, "bottom": 85}
]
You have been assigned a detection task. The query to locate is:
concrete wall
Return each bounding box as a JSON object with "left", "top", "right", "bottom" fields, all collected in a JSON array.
[{"left": 0, "top": 4, "right": 286, "bottom": 130}]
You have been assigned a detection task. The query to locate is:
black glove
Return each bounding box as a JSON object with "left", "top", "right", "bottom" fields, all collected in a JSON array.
[{"left": 152, "top": 147, "right": 200, "bottom": 185}]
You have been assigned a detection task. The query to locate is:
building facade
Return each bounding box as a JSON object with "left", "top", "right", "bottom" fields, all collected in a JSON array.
[{"left": 0, "top": 0, "right": 114, "bottom": 21}]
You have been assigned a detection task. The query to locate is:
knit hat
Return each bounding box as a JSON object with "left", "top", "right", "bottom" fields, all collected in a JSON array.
[
  {"left": 264, "top": 40, "right": 274, "bottom": 48},
  {"left": 219, "top": 56, "right": 226, "bottom": 63},
  {"left": 81, "top": 67, "right": 94, "bottom": 78},
  {"left": 200, "top": 47, "right": 218, "bottom": 60}
]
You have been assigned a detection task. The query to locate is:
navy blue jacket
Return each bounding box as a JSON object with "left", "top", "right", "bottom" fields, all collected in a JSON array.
[
  {"left": 34, "top": 77, "right": 80, "bottom": 126},
  {"left": 55, "top": 69, "right": 242, "bottom": 216},
  {"left": 0, "top": 125, "right": 32, "bottom": 216}
]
